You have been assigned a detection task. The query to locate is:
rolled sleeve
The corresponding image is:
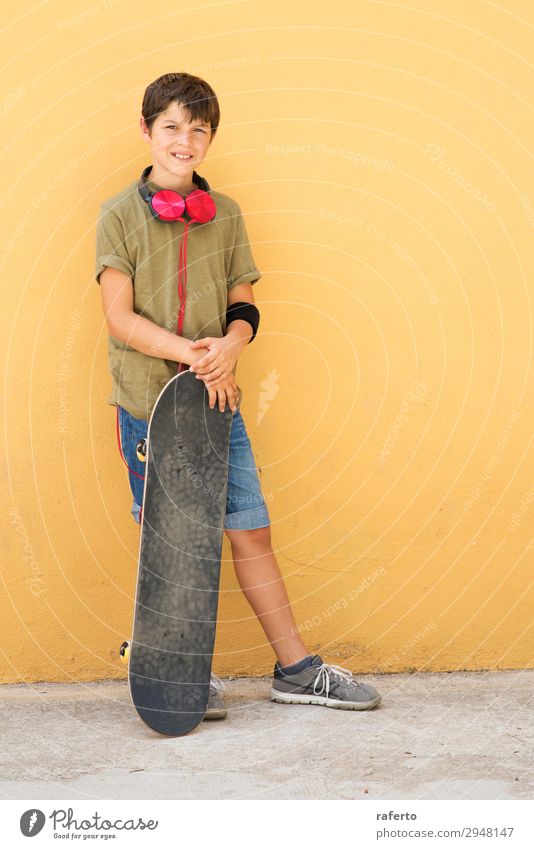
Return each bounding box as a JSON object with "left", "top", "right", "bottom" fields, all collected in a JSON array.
[
  {"left": 95, "top": 204, "right": 135, "bottom": 284},
  {"left": 226, "top": 204, "right": 261, "bottom": 291}
]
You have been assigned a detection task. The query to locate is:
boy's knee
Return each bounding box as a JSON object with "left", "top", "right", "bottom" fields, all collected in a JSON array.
[{"left": 227, "top": 525, "right": 271, "bottom": 549}]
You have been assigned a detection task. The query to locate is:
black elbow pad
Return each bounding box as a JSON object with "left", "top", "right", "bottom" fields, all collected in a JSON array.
[{"left": 226, "top": 301, "right": 260, "bottom": 342}]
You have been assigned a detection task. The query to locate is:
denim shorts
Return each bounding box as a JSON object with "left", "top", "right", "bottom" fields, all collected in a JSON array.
[{"left": 117, "top": 404, "right": 270, "bottom": 530}]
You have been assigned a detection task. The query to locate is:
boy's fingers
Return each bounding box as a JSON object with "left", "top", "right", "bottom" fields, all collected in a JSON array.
[
  {"left": 201, "top": 359, "right": 226, "bottom": 378},
  {"left": 207, "top": 385, "right": 217, "bottom": 408},
  {"left": 193, "top": 354, "right": 211, "bottom": 368},
  {"left": 193, "top": 362, "right": 214, "bottom": 375},
  {"left": 190, "top": 352, "right": 216, "bottom": 372},
  {"left": 203, "top": 367, "right": 224, "bottom": 385},
  {"left": 226, "top": 389, "right": 236, "bottom": 412}
]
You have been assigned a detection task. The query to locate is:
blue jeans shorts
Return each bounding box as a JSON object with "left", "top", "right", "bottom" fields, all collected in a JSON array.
[{"left": 117, "top": 405, "right": 271, "bottom": 530}]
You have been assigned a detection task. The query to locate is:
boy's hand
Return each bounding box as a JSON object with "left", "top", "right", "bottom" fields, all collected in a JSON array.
[
  {"left": 186, "top": 344, "right": 211, "bottom": 367},
  {"left": 188, "top": 336, "right": 238, "bottom": 384},
  {"left": 183, "top": 344, "right": 238, "bottom": 411},
  {"left": 205, "top": 373, "right": 239, "bottom": 413}
]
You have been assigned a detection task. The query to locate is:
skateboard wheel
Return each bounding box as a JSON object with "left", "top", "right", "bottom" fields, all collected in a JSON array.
[
  {"left": 136, "top": 438, "right": 147, "bottom": 462},
  {"left": 119, "top": 640, "right": 130, "bottom": 663}
]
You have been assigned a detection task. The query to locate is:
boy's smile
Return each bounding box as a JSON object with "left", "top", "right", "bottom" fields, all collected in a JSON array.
[{"left": 140, "top": 101, "right": 212, "bottom": 194}]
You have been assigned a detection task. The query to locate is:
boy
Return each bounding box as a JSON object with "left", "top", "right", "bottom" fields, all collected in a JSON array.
[{"left": 95, "top": 72, "right": 381, "bottom": 719}]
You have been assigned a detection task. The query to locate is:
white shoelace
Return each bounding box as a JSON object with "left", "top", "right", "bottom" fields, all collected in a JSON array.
[
  {"left": 312, "top": 663, "right": 360, "bottom": 698},
  {"left": 210, "top": 672, "right": 225, "bottom": 693}
]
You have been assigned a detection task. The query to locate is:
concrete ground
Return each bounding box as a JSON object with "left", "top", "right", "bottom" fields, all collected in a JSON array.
[{"left": 0, "top": 669, "right": 531, "bottom": 800}]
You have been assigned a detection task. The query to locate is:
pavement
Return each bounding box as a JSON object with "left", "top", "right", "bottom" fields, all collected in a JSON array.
[{"left": 0, "top": 669, "right": 532, "bottom": 800}]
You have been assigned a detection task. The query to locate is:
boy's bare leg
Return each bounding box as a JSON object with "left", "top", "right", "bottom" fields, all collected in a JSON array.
[{"left": 225, "top": 526, "right": 310, "bottom": 667}]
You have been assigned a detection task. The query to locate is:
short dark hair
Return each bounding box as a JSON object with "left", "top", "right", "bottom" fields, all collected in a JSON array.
[{"left": 141, "top": 72, "right": 220, "bottom": 140}]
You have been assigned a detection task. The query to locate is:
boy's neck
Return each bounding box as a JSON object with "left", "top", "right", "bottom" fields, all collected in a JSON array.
[{"left": 146, "top": 163, "right": 196, "bottom": 195}]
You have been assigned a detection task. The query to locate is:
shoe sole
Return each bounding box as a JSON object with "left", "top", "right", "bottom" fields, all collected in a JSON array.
[
  {"left": 270, "top": 689, "right": 382, "bottom": 710},
  {"left": 203, "top": 708, "right": 227, "bottom": 719}
]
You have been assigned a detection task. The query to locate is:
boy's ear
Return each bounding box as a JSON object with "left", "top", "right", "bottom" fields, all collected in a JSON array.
[{"left": 139, "top": 115, "right": 151, "bottom": 142}]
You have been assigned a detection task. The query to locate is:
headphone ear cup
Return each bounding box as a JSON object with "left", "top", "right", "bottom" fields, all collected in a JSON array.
[
  {"left": 185, "top": 189, "right": 216, "bottom": 224},
  {"left": 150, "top": 189, "right": 186, "bottom": 222}
]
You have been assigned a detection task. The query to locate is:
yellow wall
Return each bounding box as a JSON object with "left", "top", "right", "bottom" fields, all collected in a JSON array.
[{"left": 1, "top": 0, "right": 533, "bottom": 684}]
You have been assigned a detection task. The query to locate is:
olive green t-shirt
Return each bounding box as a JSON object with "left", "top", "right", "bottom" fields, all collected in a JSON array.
[{"left": 95, "top": 173, "right": 261, "bottom": 421}]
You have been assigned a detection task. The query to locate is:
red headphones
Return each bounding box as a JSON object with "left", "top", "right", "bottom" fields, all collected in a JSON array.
[{"left": 137, "top": 164, "right": 216, "bottom": 223}]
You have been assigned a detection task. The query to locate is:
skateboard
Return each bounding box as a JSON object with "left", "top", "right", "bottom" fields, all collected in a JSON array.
[{"left": 119, "top": 370, "right": 233, "bottom": 736}]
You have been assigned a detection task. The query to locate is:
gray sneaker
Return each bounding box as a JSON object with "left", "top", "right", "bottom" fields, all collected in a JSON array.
[
  {"left": 204, "top": 672, "right": 227, "bottom": 719},
  {"left": 271, "top": 655, "right": 382, "bottom": 710}
]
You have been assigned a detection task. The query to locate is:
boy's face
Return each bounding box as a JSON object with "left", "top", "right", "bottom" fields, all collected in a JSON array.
[{"left": 140, "top": 101, "right": 212, "bottom": 184}]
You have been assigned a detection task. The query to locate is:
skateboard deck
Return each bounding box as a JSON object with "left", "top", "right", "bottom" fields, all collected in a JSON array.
[{"left": 126, "top": 370, "right": 232, "bottom": 736}]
